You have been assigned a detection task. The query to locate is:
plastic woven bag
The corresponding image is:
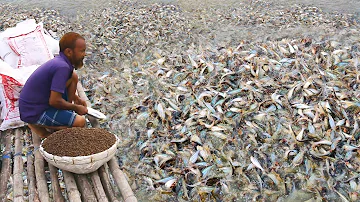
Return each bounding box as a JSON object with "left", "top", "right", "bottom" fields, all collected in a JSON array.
[
  {"left": 6, "top": 24, "right": 53, "bottom": 68},
  {"left": 0, "top": 19, "right": 54, "bottom": 69},
  {"left": 0, "top": 60, "right": 38, "bottom": 130},
  {"left": 0, "top": 19, "right": 59, "bottom": 130}
]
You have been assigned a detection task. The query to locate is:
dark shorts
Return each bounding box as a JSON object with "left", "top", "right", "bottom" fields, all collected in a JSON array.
[{"left": 35, "top": 91, "right": 76, "bottom": 127}]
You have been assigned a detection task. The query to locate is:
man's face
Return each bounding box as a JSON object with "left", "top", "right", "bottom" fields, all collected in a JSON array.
[{"left": 69, "top": 38, "right": 86, "bottom": 69}]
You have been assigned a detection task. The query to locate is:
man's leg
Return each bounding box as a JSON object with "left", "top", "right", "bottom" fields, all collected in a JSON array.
[
  {"left": 66, "top": 71, "right": 78, "bottom": 104},
  {"left": 29, "top": 115, "right": 86, "bottom": 138},
  {"left": 28, "top": 124, "right": 51, "bottom": 138},
  {"left": 31, "top": 105, "right": 86, "bottom": 138}
]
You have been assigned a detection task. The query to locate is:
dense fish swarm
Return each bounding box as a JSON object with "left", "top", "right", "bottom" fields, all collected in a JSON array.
[{"left": 1, "top": 0, "right": 360, "bottom": 201}]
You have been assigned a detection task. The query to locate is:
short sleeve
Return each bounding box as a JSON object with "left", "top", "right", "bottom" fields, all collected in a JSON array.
[{"left": 50, "top": 66, "right": 71, "bottom": 94}]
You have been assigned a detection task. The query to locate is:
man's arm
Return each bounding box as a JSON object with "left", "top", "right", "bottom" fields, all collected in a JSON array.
[
  {"left": 49, "top": 90, "right": 88, "bottom": 115},
  {"left": 74, "top": 94, "right": 87, "bottom": 107}
]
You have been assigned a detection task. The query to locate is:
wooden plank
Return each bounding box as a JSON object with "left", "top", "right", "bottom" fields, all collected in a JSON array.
[
  {"left": 49, "top": 165, "right": 65, "bottom": 202},
  {"left": 99, "top": 165, "right": 119, "bottom": 202},
  {"left": 74, "top": 174, "right": 97, "bottom": 202},
  {"left": 26, "top": 127, "right": 40, "bottom": 202},
  {"left": 108, "top": 158, "right": 137, "bottom": 202},
  {"left": 63, "top": 171, "right": 81, "bottom": 202},
  {"left": 27, "top": 145, "right": 40, "bottom": 202},
  {"left": 90, "top": 171, "right": 109, "bottom": 202},
  {"left": 13, "top": 129, "right": 24, "bottom": 202},
  {"left": 104, "top": 163, "right": 121, "bottom": 198},
  {"left": 32, "top": 132, "right": 50, "bottom": 202},
  {"left": 0, "top": 131, "right": 12, "bottom": 201}
]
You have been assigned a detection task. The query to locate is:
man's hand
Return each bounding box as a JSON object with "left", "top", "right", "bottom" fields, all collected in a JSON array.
[
  {"left": 75, "top": 105, "right": 88, "bottom": 115},
  {"left": 75, "top": 96, "right": 87, "bottom": 107},
  {"left": 49, "top": 91, "right": 88, "bottom": 115}
]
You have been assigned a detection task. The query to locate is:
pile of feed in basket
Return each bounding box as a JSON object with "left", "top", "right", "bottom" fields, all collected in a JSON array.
[{"left": 42, "top": 128, "right": 116, "bottom": 157}]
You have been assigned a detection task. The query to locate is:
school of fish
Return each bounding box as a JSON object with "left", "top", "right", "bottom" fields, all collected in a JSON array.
[{"left": 1, "top": 0, "right": 360, "bottom": 201}]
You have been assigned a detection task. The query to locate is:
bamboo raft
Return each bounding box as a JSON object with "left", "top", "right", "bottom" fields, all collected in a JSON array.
[{"left": 0, "top": 84, "right": 137, "bottom": 202}]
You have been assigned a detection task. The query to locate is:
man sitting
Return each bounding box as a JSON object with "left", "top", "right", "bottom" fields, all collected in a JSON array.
[{"left": 19, "top": 32, "right": 88, "bottom": 138}]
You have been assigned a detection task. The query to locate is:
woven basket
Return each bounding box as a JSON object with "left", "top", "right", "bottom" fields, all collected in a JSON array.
[{"left": 39, "top": 133, "right": 119, "bottom": 174}]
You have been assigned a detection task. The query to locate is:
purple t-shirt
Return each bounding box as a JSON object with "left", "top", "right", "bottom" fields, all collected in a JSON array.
[{"left": 19, "top": 52, "right": 74, "bottom": 123}]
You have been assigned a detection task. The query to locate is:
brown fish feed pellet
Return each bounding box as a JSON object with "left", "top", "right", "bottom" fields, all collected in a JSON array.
[{"left": 42, "top": 128, "right": 116, "bottom": 157}]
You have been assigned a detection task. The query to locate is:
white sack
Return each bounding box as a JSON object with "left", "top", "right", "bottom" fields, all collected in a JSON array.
[
  {"left": 0, "top": 60, "right": 39, "bottom": 130},
  {"left": 0, "top": 19, "right": 55, "bottom": 68}
]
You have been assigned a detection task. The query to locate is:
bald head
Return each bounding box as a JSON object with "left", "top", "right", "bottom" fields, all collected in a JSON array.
[{"left": 59, "top": 32, "right": 85, "bottom": 53}]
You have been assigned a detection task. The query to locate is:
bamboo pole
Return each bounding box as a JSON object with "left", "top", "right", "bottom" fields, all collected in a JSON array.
[
  {"left": 63, "top": 171, "right": 81, "bottom": 202},
  {"left": 108, "top": 158, "right": 137, "bottom": 202},
  {"left": 90, "top": 171, "right": 109, "bottom": 202},
  {"left": 74, "top": 174, "right": 97, "bottom": 202},
  {"left": 13, "top": 129, "right": 24, "bottom": 202},
  {"left": 32, "top": 132, "right": 50, "bottom": 202},
  {"left": 105, "top": 163, "right": 121, "bottom": 198},
  {"left": 0, "top": 131, "right": 12, "bottom": 201},
  {"left": 49, "top": 165, "right": 65, "bottom": 202},
  {"left": 77, "top": 82, "right": 100, "bottom": 128},
  {"left": 99, "top": 165, "right": 119, "bottom": 202},
  {"left": 26, "top": 145, "right": 40, "bottom": 202}
]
